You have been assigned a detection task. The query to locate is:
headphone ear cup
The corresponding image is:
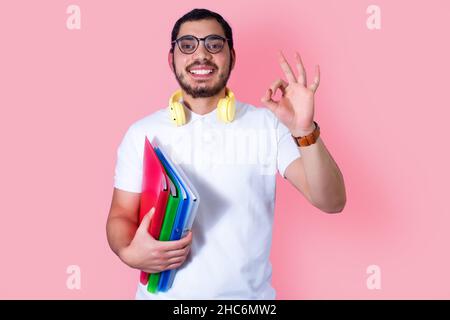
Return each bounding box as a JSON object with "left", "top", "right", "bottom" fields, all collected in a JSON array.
[
  {"left": 169, "top": 101, "right": 186, "bottom": 126},
  {"left": 217, "top": 95, "right": 236, "bottom": 123},
  {"left": 227, "top": 97, "right": 236, "bottom": 122}
]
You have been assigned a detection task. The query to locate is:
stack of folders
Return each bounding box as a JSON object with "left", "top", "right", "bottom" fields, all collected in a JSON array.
[{"left": 139, "top": 136, "right": 200, "bottom": 293}]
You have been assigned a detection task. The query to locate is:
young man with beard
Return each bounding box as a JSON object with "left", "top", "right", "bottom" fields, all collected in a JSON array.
[{"left": 106, "top": 8, "right": 346, "bottom": 300}]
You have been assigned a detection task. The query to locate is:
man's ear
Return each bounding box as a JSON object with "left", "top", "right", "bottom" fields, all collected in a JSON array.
[
  {"left": 168, "top": 51, "right": 174, "bottom": 72},
  {"left": 230, "top": 48, "right": 236, "bottom": 71}
]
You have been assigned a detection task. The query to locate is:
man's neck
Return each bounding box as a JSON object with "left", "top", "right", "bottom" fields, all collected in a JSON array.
[{"left": 182, "top": 88, "right": 226, "bottom": 115}]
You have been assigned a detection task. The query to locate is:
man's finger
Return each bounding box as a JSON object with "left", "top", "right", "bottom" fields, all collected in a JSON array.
[
  {"left": 164, "top": 262, "right": 183, "bottom": 271},
  {"left": 137, "top": 207, "right": 155, "bottom": 235},
  {"left": 278, "top": 50, "right": 297, "bottom": 84},
  {"left": 308, "top": 64, "right": 320, "bottom": 93},
  {"left": 159, "top": 231, "right": 193, "bottom": 251},
  {"left": 295, "top": 51, "right": 307, "bottom": 86},
  {"left": 260, "top": 88, "right": 278, "bottom": 113},
  {"left": 164, "top": 244, "right": 191, "bottom": 259},
  {"left": 166, "top": 256, "right": 185, "bottom": 265},
  {"left": 269, "top": 78, "right": 288, "bottom": 96}
]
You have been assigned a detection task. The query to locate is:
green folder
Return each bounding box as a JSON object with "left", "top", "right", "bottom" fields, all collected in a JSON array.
[{"left": 146, "top": 160, "right": 182, "bottom": 293}]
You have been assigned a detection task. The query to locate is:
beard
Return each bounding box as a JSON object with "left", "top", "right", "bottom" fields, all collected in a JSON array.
[{"left": 172, "top": 57, "right": 233, "bottom": 99}]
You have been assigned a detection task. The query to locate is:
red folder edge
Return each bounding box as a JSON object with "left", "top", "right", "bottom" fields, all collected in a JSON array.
[{"left": 139, "top": 136, "right": 169, "bottom": 285}]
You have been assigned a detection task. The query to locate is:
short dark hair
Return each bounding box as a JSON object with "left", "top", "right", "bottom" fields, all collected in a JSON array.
[{"left": 170, "top": 8, "right": 234, "bottom": 53}]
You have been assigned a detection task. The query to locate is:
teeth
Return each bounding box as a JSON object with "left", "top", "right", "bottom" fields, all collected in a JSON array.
[{"left": 190, "top": 69, "right": 213, "bottom": 75}]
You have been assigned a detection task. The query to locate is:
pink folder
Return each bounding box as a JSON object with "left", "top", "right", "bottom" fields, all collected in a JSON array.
[{"left": 139, "top": 136, "right": 170, "bottom": 285}]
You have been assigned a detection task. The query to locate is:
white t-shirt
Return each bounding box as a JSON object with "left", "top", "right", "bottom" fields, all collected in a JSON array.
[{"left": 114, "top": 99, "right": 301, "bottom": 300}]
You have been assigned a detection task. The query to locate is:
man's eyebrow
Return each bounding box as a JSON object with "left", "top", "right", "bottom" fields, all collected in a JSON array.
[{"left": 177, "top": 33, "right": 225, "bottom": 38}]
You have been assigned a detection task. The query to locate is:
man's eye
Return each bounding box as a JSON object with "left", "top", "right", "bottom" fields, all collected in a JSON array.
[
  {"left": 181, "top": 43, "right": 195, "bottom": 49},
  {"left": 207, "top": 42, "right": 222, "bottom": 50}
]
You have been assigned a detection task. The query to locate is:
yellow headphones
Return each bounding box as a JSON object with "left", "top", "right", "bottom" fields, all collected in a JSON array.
[{"left": 168, "top": 87, "right": 236, "bottom": 126}]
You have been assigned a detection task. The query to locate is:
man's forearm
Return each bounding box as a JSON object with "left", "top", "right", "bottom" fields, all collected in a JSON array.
[
  {"left": 298, "top": 136, "right": 346, "bottom": 212},
  {"left": 106, "top": 214, "right": 138, "bottom": 258}
]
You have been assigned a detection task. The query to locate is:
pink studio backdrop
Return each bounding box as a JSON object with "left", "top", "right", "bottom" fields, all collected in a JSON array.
[{"left": 0, "top": 0, "right": 449, "bottom": 299}]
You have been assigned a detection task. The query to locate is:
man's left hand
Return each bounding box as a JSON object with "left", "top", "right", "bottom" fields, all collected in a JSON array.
[{"left": 261, "top": 50, "right": 320, "bottom": 137}]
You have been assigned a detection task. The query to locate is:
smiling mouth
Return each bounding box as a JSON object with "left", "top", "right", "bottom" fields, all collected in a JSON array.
[
  {"left": 190, "top": 69, "right": 214, "bottom": 75},
  {"left": 188, "top": 68, "right": 216, "bottom": 79}
]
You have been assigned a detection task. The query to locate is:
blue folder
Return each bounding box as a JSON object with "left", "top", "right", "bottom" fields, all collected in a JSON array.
[{"left": 152, "top": 139, "right": 200, "bottom": 292}]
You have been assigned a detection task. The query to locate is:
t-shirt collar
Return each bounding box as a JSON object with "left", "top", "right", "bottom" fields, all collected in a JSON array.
[
  {"left": 180, "top": 98, "right": 218, "bottom": 122},
  {"left": 178, "top": 98, "right": 241, "bottom": 124}
]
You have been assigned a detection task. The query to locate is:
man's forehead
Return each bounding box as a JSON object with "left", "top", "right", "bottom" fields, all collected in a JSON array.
[{"left": 178, "top": 19, "right": 225, "bottom": 37}]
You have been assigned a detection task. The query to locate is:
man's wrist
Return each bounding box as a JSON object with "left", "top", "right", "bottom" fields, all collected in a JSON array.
[
  {"left": 291, "top": 122, "right": 316, "bottom": 138},
  {"left": 291, "top": 121, "right": 320, "bottom": 147},
  {"left": 118, "top": 245, "right": 135, "bottom": 266}
]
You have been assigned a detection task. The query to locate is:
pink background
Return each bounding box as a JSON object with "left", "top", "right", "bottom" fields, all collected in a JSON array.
[{"left": 1, "top": 0, "right": 449, "bottom": 299}]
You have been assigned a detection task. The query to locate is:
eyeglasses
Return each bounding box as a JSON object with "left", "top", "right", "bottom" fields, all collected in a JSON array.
[{"left": 172, "top": 34, "right": 229, "bottom": 54}]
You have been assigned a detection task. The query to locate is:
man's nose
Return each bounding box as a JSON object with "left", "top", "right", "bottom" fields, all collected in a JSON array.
[{"left": 192, "top": 40, "right": 212, "bottom": 59}]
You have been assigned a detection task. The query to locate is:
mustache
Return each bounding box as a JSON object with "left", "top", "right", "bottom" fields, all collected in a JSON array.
[{"left": 187, "top": 62, "right": 217, "bottom": 70}]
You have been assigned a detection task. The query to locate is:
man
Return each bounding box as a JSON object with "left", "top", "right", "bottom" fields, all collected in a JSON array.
[{"left": 106, "top": 8, "right": 346, "bottom": 300}]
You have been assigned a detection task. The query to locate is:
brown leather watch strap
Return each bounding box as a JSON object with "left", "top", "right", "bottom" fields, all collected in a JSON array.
[{"left": 292, "top": 121, "right": 320, "bottom": 147}]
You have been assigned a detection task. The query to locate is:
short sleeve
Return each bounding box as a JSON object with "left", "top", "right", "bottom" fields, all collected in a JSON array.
[
  {"left": 113, "top": 125, "right": 143, "bottom": 193},
  {"left": 277, "top": 120, "right": 301, "bottom": 178}
]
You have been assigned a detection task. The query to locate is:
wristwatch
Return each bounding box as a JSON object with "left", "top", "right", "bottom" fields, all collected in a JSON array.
[{"left": 292, "top": 121, "right": 320, "bottom": 147}]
